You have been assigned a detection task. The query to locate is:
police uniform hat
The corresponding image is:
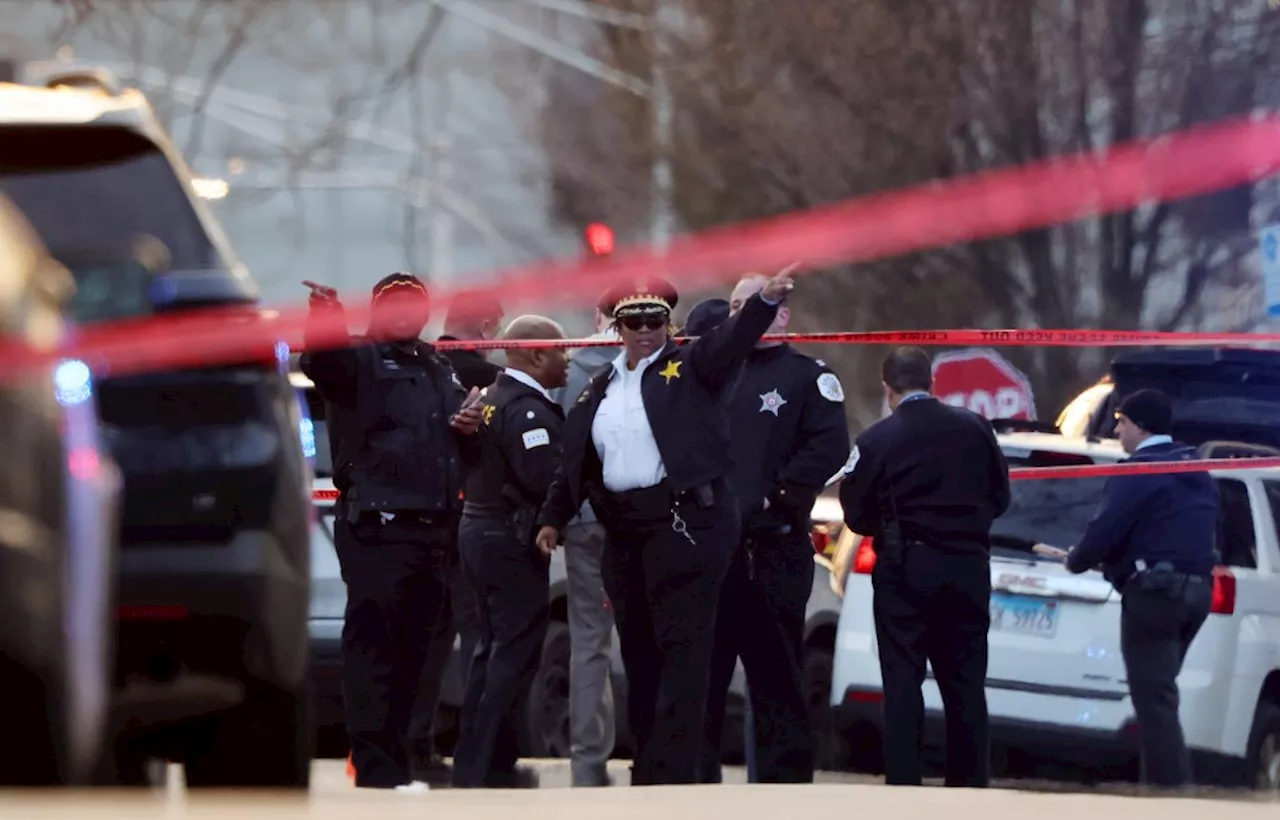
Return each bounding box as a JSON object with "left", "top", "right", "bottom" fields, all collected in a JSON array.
[
  {"left": 1116, "top": 388, "right": 1173, "bottom": 435},
  {"left": 601, "top": 277, "right": 679, "bottom": 318},
  {"left": 683, "top": 297, "right": 729, "bottom": 336},
  {"left": 371, "top": 271, "right": 429, "bottom": 305}
]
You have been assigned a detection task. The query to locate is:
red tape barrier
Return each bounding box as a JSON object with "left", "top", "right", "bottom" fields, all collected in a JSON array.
[
  {"left": 429, "top": 328, "right": 1280, "bottom": 351},
  {"left": 1008, "top": 456, "right": 1280, "bottom": 480},
  {"left": 308, "top": 457, "right": 1280, "bottom": 503},
  {"left": 4, "top": 114, "right": 1280, "bottom": 382}
]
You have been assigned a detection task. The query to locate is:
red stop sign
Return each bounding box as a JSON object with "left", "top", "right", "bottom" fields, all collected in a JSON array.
[{"left": 931, "top": 348, "right": 1037, "bottom": 420}]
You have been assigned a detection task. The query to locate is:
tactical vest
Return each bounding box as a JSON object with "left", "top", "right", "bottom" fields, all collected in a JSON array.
[{"left": 334, "top": 344, "right": 463, "bottom": 515}]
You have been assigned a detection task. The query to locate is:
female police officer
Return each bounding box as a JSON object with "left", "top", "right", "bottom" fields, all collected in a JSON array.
[{"left": 535, "top": 267, "right": 795, "bottom": 785}]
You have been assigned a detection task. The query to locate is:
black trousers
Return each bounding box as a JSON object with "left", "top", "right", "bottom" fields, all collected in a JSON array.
[
  {"left": 702, "top": 528, "right": 815, "bottom": 782},
  {"left": 599, "top": 482, "right": 738, "bottom": 786},
  {"left": 1120, "top": 575, "right": 1212, "bottom": 788},
  {"left": 334, "top": 512, "right": 453, "bottom": 788},
  {"left": 872, "top": 546, "right": 990, "bottom": 787},
  {"left": 408, "top": 551, "right": 480, "bottom": 769},
  {"left": 451, "top": 514, "right": 550, "bottom": 787}
]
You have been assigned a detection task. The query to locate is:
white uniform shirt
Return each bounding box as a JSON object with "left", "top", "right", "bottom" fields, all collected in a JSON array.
[
  {"left": 592, "top": 347, "right": 668, "bottom": 492},
  {"left": 502, "top": 367, "right": 553, "bottom": 402}
]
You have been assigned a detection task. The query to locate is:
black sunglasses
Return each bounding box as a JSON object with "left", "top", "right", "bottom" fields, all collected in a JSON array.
[{"left": 619, "top": 315, "right": 667, "bottom": 332}]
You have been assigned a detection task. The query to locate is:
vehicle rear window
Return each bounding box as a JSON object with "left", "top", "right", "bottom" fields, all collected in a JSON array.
[
  {"left": 990, "top": 476, "right": 1110, "bottom": 555},
  {"left": 1220, "top": 478, "right": 1258, "bottom": 569},
  {"left": 0, "top": 125, "right": 223, "bottom": 319}
]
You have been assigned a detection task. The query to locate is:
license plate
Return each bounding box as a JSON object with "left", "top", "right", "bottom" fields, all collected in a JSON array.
[{"left": 990, "top": 592, "right": 1059, "bottom": 638}]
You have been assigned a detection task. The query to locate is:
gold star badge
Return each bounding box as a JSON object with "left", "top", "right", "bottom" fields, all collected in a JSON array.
[
  {"left": 482, "top": 404, "right": 495, "bottom": 425},
  {"left": 658, "top": 360, "right": 682, "bottom": 383}
]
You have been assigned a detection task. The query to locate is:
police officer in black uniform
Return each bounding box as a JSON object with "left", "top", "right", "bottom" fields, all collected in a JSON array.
[
  {"left": 409, "top": 297, "right": 505, "bottom": 783},
  {"left": 300, "top": 273, "right": 482, "bottom": 789},
  {"left": 838, "top": 347, "right": 1009, "bottom": 788},
  {"left": 1048, "top": 389, "right": 1217, "bottom": 789},
  {"left": 701, "top": 274, "right": 850, "bottom": 784},
  {"left": 535, "top": 266, "right": 796, "bottom": 786},
  {"left": 451, "top": 316, "right": 570, "bottom": 788}
]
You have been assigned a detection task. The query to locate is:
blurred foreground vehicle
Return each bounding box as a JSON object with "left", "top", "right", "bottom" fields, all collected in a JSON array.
[
  {"left": 0, "top": 195, "right": 121, "bottom": 786},
  {"left": 0, "top": 64, "right": 313, "bottom": 787}
]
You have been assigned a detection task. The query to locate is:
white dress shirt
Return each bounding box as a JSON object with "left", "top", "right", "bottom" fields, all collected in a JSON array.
[
  {"left": 592, "top": 347, "right": 668, "bottom": 492},
  {"left": 503, "top": 367, "right": 553, "bottom": 402}
]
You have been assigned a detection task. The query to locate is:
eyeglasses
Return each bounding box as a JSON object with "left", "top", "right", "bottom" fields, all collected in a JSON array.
[{"left": 619, "top": 315, "right": 667, "bottom": 332}]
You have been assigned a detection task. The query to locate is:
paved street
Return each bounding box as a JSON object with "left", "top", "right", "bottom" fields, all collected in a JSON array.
[{"left": 0, "top": 759, "right": 1275, "bottom": 820}]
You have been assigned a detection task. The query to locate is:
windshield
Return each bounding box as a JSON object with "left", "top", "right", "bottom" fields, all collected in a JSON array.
[
  {"left": 0, "top": 125, "right": 224, "bottom": 304},
  {"left": 989, "top": 476, "right": 1108, "bottom": 555}
]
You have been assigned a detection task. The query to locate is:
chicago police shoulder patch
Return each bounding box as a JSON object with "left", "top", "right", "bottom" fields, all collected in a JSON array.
[
  {"left": 522, "top": 428, "right": 551, "bottom": 449},
  {"left": 817, "top": 372, "right": 844, "bottom": 402}
]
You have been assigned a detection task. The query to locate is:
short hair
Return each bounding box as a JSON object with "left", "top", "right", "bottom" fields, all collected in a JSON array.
[{"left": 882, "top": 347, "right": 933, "bottom": 394}]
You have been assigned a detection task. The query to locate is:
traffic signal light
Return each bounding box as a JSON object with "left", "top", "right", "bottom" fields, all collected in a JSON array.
[{"left": 584, "top": 222, "right": 615, "bottom": 256}]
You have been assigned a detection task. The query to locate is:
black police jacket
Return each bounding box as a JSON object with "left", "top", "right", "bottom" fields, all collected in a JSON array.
[
  {"left": 1065, "top": 441, "right": 1218, "bottom": 587},
  {"left": 839, "top": 396, "right": 1010, "bottom": 554},
  {"left": 462, "top": 371, "right": 565, "bottom": 520},
  {"left": 729, "top": 344, "right": 851, "bottom": 530},
  {"left": 538, "top": 292, "right": 778, "bottom": 531},
  {"left": 301, "top": 300, "right": 471, "bottom": 516},
  {"left": 439, "top": 335, "right": 502, "bottom": 391}
]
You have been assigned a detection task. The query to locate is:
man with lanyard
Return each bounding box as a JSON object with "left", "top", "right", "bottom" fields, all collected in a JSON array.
[{"left": 1039, "top": 389, "right": 1217, "bottom": 789}]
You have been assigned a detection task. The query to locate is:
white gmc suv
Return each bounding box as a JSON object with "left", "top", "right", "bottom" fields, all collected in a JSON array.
[{"left": 828, "top": 431, "right": 1280, "bottom": 790}]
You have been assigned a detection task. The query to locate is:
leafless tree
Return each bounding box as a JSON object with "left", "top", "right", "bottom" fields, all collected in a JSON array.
[{"left": 532, "top": 0, "right": 1280, "bottom": 423}]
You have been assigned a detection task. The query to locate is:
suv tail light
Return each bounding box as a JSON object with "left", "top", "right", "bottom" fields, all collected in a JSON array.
[
  {"left": 853, "top": 536, "right": 877, "bottom": 574},
  {"left": 1210, "top": 566, "right": 1235, "bottom": 615}
]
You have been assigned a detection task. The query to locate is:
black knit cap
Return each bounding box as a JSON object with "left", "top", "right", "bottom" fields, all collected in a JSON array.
[
  {"left": 599, "top": 277, "right": 679, "bottom": 318},
  {"left": 683, "top": 298, "right": 729, "bottom": 336},
  {"left": 371, "top": 271, "right": 429, "bottom": 305},
  {"left": 1117, "top": 388, "right": 1173, "bottom": 435}
]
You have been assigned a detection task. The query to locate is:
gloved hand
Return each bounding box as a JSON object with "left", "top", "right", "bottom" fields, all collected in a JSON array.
[{"left": 302, "top": 279, "right": 339, "bottom": 304}]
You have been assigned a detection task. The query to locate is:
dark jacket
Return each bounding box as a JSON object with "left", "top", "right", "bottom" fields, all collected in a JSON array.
[
  {"left": 1065, "top": 441, "right": 1218, "bottom": 587},
  {"left": 463, "top": 371, "right": 565, "bottom": 518},
  {"left": 300, "top": 298, "right": 470, "bottom": 515},
  {"left": 438, "top": 335, "right": 501, "bottom": 391},
  {"left": 553, "top": 330, "right": 621, "bottom": 526},
  {"left": 839, "top": 396, "right": 1010, "bottom": 554},
  {"left": 537, "top": 292, "right": 779, "bottom": 531},
  {"left": 729, "top": 344, "right": 850, "bottom": 530}
]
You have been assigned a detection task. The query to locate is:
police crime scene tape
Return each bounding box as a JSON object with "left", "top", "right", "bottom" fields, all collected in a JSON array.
[
  {"left": 4, "top": 113, "right": 1280, "bottom": 383},
  {"left": 430, "top": 328, "right": 1280, "bottom": 351},
  {"left": 309, "top": 457, "right": 1280, "bottom": 503}
]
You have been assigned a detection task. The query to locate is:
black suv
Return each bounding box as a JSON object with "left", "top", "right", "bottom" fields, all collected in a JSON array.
[{"left": 0, "top": 66, "right": 312, "bottom": 787}]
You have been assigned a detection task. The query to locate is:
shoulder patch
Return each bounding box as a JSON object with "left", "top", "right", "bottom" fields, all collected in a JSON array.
[
  {"left": 817, "top": 372, "right": 844, "bottom": 402},
  {"left": 522, "top": 428, "right": 551, "bottom": 450},
  {"left": 843, "top": 446, "right": 860, "bottom": 474}
]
